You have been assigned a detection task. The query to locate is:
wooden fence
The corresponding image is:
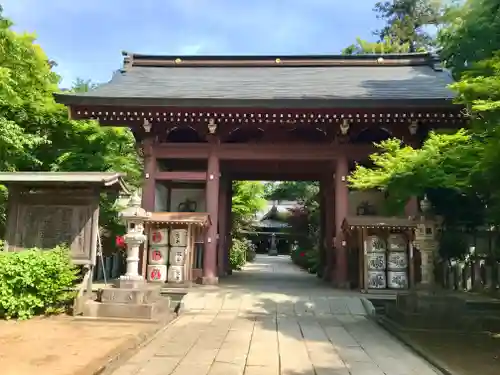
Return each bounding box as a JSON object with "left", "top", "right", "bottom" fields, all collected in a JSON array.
[
  {"left": 436, "top": 257, "right": 500, "bottom": 292},
  {"left": 92, "top": 245, "right": 206, "bottom": 282},
  {"left": 92, "top": 252, "right": 124, "bottom": 281}
]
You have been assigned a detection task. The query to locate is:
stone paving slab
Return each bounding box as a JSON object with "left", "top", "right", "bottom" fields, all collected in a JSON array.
[{"left": 109, "top": 255, "right": 441, "bottom": 375}]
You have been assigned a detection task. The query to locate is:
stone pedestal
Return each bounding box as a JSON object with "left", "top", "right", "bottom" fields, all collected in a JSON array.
[
  {"left": 414, "top": 218, "right": 439, "bottom": 289},
  {"left": 268, "top": 233, "right": 278, "bottom": 256},
  {"left": 200, "top": 276, "right": 219, "bottom": 285},
  {"left": 83, "top": 284, "right": 171, "bottom": 321},
  {"left": 386, "top": 290, "right": 468, "bottom": 330},
  {"left": 79, "top": 192, "right": 171, "bottom": 321},
  {"left": 418, "top": 249, "right": 435, "bottom": 289},
  {"left": 120, "top": 236, "right": 146, "bottom": 286}
]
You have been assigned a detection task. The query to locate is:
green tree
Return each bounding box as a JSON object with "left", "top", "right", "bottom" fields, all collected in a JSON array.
[
  {"left": 348, "top": 131, "right": 481, "bottom": 209},
  {"left": 265, "top": 181, "right": 320, "bottom": 248},
  {"left": 374, "top": 0, "right": 444, "bottom": 51},
  {"left": 231, "top": 181, "right": 266, "bottom": 238},
  {"left": 0, "top": 6, "right": 51, "bottom": 172},
  {"left": 438, "top": 0, "right": 500, "bottom": 77},
  {"left": 346, "top": 0, "right": 500, "bottom": 261},
  {"left": 348, "top": 50, "right": 500, "bottom": 224},
  {"left": 0, "top": 6, "right": 59, "bottom": 106},
  {"left": 0, "top": 7, "right": 141, "bottom": 237},
  {"left": 342, "top": 37, "right": 411, "bottom": 55},
  {"left": 70, "top": 78, "right": 100, "bottom": 93},
  {"left": 266, "top": 181, "right": 318, "bottom": 203}
]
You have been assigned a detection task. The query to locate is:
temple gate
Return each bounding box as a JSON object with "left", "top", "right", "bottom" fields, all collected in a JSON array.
[{"left": 55, "top": 52, "right": 463, "bottom": 288}]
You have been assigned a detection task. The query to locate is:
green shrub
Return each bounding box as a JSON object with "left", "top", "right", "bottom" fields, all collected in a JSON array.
[
  {"left": 0, "top": 246, "right": 78, "bottom": 320},
  {"left": 290, "top": 246, "right": 319, "bottom": 273},
  {"left": 305, "top": 247, "right": 320, "bottom": 274},
  {"left": 229, "top": 238, "right": 249, "bottom": 270}
]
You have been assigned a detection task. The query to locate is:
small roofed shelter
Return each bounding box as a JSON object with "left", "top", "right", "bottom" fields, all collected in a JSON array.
[
  {"left": 342, "top": 216, "right": 417, "bottom": 292},
  {"left": 0, "top": 172, "right": 130, "bottom": 267},
  {"left": 250, "top": 201, "right": 293, "bottom": 254},
  {"left": 145, "top": 212, "right": 210, "bottom": 284}
]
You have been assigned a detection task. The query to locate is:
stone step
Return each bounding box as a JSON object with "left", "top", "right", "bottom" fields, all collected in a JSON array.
[
  {"left": 466, "top": 300, "right": 500, "bottom": 313},
  {"left": 83, "top": 298, "right": 171, "bottom": 320},
  {"left": 98, "top": 287, "right": 161, "bottom": 304},
  {"left": 73, "top": 316, "right": 162, "bottom": 324}
]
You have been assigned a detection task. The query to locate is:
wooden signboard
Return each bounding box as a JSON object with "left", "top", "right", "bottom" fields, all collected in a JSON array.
[
  {"left": 0, "top": 172, "right": 129, "bottom": 267},
  {"left": 6, "top": 188, "right": 99, "bottom": 265}
]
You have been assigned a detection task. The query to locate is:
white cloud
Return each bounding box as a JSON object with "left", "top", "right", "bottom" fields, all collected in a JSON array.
[{"left": 178, "top": 44, "right": 202, "bottom": 55}]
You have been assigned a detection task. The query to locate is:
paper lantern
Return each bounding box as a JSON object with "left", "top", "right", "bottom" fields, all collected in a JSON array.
[
  {"left": 170, "top": 228, "right": 187, "bottom": 247},
  {"left": 150, "top": 228, "right": 168, "bottom": 245},
  {"left": 148, "top": 246, "right": 168, "bottom": 265},
  {"left": 147, "top": 265, "right": 167, "bottom": 282}
]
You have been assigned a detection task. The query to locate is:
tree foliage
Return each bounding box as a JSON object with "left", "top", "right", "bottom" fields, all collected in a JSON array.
[
  {"left": 265, "top": 181, "right": 320, "bottom": 250},
  {"left": 438, "top": 0, "right": 500, "bottom": 77},
  {"left": 374, "top": 0, "right": 444, "bottom": 51},
  {"left": 349, "top": 0, "right": 500, "bottom": 230},
  {"left": 0, "top": 8, "right": 141, "bottom": 236},
  {"left": 342, "top": 37, "right": 411, "bottom": 55},
  {"left": 231, "top": 181, "right": 266, "bottom": 239}
]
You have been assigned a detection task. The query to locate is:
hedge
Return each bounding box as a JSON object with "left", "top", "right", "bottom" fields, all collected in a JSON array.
[
  {"left": 0, "top": 246, "right": 78, "bottom": 320},
  {"left": 229, "top": 238, "right": 256, "bottom": 270},
  {"left": 291, "top": 246, "right": 319, "bottom": 274}
]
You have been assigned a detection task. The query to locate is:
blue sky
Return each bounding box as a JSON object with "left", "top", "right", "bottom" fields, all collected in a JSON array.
[{"left": 3, "top": 0, "right": 383, "bottom": 87}]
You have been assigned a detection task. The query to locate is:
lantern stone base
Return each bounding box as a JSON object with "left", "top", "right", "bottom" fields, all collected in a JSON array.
[
  {"left": 118, "top": 277, "right": 145, "bottom": 290},
  {"left": 197, "top": 276, "right": 219, "bottom": 285},
  {"left": 268, "top": 249, "right": 278, "bottom": 256},
  {"left": 81, "top": 285, "right": 171, "bottom": 321},
  {"left": 386, "top": 291, "right": 468, "bottom": 330}
]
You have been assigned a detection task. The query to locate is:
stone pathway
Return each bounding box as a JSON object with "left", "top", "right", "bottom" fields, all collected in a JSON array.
[{"left": 111, "top": 255, "right": 441, "bottom": 375}]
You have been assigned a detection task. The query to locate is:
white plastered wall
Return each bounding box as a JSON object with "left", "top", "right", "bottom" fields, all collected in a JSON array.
[
  {"left": 154, "top": 183, "right": 206, "bottom": 212},
  {"left": 348, "top": 190, "right": 386, "bottom": 216}
]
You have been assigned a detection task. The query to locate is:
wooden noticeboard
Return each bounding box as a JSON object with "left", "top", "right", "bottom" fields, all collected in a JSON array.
[{"left": 6, "top": 187, "right": 100, "bottom": 266}]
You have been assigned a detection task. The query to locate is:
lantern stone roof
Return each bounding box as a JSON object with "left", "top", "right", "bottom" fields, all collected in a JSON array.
[{"left": 54, "top": 52, "right": 455, "bottom": 108}]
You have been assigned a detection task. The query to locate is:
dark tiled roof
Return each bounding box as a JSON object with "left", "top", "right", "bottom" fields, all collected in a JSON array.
[
  {"left": 55, "top": 53, "right": 455, "bottom": 106},
  {"left": 0, "top": 172, "right": 130, "bottom": 192},
  {"left": 147, "top": 212, "right": 211, "bottom": 226},
  {"left": 343, "top": 216, "right": 417, "bottom": 229}
]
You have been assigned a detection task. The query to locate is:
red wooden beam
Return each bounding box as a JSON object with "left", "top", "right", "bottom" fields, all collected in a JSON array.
[
  {"left": 155, "top": 171, "right": 207, "bottom": 181},
  {"left": 153, "top": 142, "right": 374, "bottom": 161},
  {"left": 154, "top": 143, "right": 210, "bottom": 159}
]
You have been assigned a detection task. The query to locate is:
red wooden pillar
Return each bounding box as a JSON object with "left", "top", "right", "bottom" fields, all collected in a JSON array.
[
  {"left": 334, "top": 154, "right": 349, "bottom": 287},
  {"left": 217, "top": 176, "right": 228, "bottom": 277},
  {"left": 203, "top": 148, "right": 220, "bottom": 284},
  {"left": 139, "top": 137, "right": 156, "bottom": 278},
  {"left": 141, "top": 137, "right": 156, "bottom": 211},
  {"left": 225, "top": 179, "right": 233, "bottom": 274},
  {"left": 405, "top": 197, "right": 419, "bottom": 217},
  {"left": 318, "top": 179, "right": 326, "bottom": 278},
  {"left": 323, "top": 175, "right": 334, "bottom": 281}
]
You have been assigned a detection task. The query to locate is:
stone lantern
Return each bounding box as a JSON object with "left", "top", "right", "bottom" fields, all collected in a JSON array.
[
  {"left": 415, "top": 195, "right": 439, "bottom": 288},
  {"left": 118, "top": 192, "right": 150, "bottom": 288},
  {"left": 419, "top": 195, "right": 432, "bottom": 214},
  {"left": 269, "top": 233, "right": 278, "bottom": 256}
]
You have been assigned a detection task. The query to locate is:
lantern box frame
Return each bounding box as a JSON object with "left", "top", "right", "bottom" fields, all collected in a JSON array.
[
  {"left": 342, "top": 216, "right": 418, "bottom": 292},
  {"left": 145, "top": 212, "right": 211, "bottom": 287}
]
